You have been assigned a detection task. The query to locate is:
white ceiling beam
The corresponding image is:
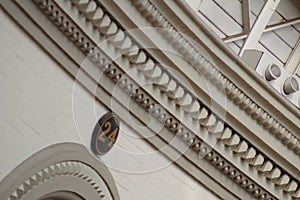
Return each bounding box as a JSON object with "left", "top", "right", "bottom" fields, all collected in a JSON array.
[
  {"left": 238, "top": 0, "right": 281, "bottom": 57},
  {"left": 266, "top": 17, "right": 300, "bottom": 32},
  {"left": 242, "top": 0, "right": 251, "bottom": 33},
  {"left": 285, "top": 36, "right": 300, "bottom": 73},
  {"left": 224, "top": 17, "right": 300, "bottom": 43}
]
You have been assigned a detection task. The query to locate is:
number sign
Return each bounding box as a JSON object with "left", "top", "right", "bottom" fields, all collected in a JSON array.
[{"left": 91, "top": 112, "right": 120, "bottom": 155}]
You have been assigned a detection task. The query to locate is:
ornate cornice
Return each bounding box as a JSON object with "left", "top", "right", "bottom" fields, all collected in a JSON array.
[
  {"left": 49, "top": 1, "right": 276, "bottom": 197},
  {"left": 4, "top": 0, "right": 299, "bottom": 199},
  {"left": 38, "top": 0, "right": 299, "bottom": 198},
  {"left": 129, "top": 0, "right": 300, "bottom": 156}
]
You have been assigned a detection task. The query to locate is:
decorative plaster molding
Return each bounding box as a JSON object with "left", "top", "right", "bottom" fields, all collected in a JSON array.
[
  {"left": 129, "top": 0, "right": 300, "bottom": 156},
  {"left": 37, "top": 0, "right": 299, "bottom": 198},
  {"left": 67, "top": 1, "right": 299, "bottom": 198},
  {"left": 13, "top": 0, "right": 299, "bottom": 199}
]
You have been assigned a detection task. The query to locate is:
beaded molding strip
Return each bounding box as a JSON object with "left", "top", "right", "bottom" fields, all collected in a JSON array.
[
  {"left": 31, "top": 0, "right": 299, "bottom": 199},
  {"left": 129, "top": 0, "right": 300, "bottom": 156}
]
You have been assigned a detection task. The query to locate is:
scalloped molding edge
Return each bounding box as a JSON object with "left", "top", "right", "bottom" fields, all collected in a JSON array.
[
  {"left": 8, "top": 161, "right": 109, "bottom": 200},
  {"left": 0, "top": 143, "right": 118, "bottom": 200}
]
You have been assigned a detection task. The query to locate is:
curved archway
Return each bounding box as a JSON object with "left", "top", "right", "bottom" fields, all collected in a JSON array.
[{"left": 0, "top": 143, "right": 120, "bottom": 200}]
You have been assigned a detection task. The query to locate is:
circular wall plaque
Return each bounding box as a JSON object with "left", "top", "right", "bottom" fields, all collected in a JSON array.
[{"left": 91, "top": 112, "right": 120, "bottom": 155}]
